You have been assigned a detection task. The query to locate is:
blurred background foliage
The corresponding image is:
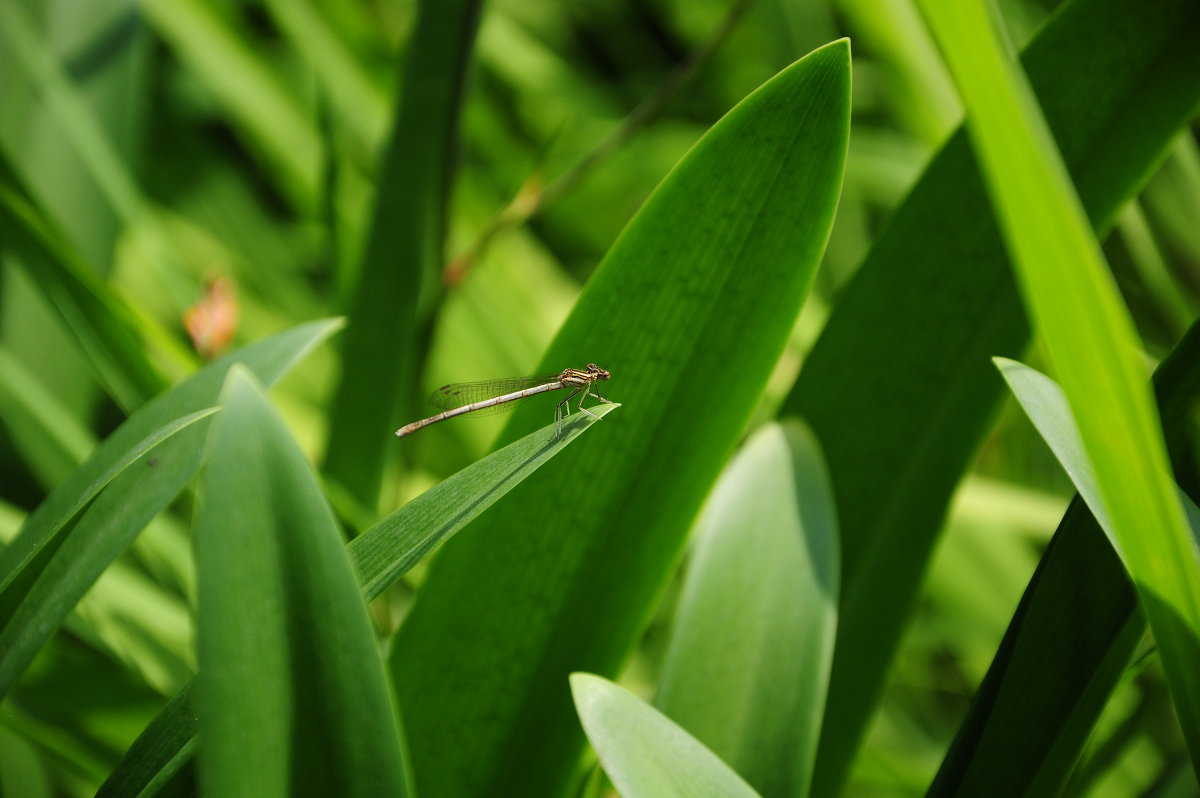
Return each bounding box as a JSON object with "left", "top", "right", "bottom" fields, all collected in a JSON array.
[{"left": 0, "top": 0, "right": 1198, "bottom": 795}]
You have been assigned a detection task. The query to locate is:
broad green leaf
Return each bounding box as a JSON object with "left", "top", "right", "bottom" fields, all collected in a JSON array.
[
  {"left": 194, "top": 367, "right": 410, "bottom": 798},
  {"left": 324, "top": 0, "right": 483, "bottom": 507},
  {"left": 930, "top": 321, "right": 1200, "bottom": 797},
  {"left": 391, "top": 41, "right": 850, "bottom": 798},
  {"left": 778, "top": 2, "right": 1200, "bottom": 792},
  {"left": 93, "top": 404, "right": 617, "bottom": 798},
  {"left": 656, "top": 421, "right": 838, "bottom": 798},
  {"left": 0, "top": 319, "right": 341, "bottom": 701},
  {"left": 571, "top": 673, "right": 762, "bottom": 798},
  {"left": 920, "top": 0, "right": 1200, "bottom": 767}
]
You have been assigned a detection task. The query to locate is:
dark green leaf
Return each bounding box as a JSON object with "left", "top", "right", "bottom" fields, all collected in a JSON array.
[
  {"left": 390, "top": 41, "right": 850, "bottom": 798},
  {"left": 194, "top": 367, "right": 409, "bottom": 798},
  {"left": 323, "top": 0, "right": 484, "bottom": 507},
  {"left": 927, "top": 331, "right": 1200, "bottom": 796}
]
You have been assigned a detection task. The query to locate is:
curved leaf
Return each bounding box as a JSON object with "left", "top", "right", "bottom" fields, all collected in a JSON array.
[
  {"left": 930, "top": 321, "right": 1200, "bottom": 797},
  {"left": 571, "top": 673, "right": 761, "bottom": 798},
  {"left": 656, "top": 421, "right": 838, "bottom": 798},
  {"left": 0, "top": 406, "right": 216, "bottom": 697}
]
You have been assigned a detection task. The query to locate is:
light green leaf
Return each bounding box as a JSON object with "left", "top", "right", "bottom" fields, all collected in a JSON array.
[
  {"left": 391, "top": 40, "right": 850, "bottom": 798},
  {"left": 571, "top": 673, "right": 762, "bottom": 798},
  {"left": 920, "top": 0, "right": 1200, "bottom": 768},
  {"left": 93, "top": 403, "right": 617, "bottom": 797},
  {"left": 777, "top": 3, "right": 1200, "bottom": 792},
  {"left": 194, "top": 367, "right": 410, "bottom": 798},
  {"left": 656, "top": 421, "right": 838, "bottom": 798},
  {"left": 0, "top": 342, "right": 93, "bottom": 487},
  {"left": 0, "top": 407, "right": 214, "bottom": 697},
  {"left": 0, "top": 319, "right": 342, "bottom": 701},
  {"left": 0, "top": 151, "right": 168, "bottom": 410},
  {"left": 995, "top": 359, "right": 1129, "bottom": 544}
]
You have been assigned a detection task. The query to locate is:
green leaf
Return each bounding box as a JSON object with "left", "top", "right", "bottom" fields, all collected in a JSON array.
[
  {"left": 324, "top": 0, "right": 483, "bottom": 507},
  {"left": 920, "top": 0, "right": 1200, "bottom": 769},
  {"left": 930, "top": 321, "right": 1200, "bottom": 797},
  {"left": 94, "top": 403, "right": 617, "bottom": 797},
  {"left": 139, "top": 0, "right": 321, "bottom": 207},
  {"left": 194, "top": 367, "right": 410, "bottom": 798},
  {"left": 656, "top": 421, "right": 838, "bottom": 798},
  {"left": 0, "top": 319, "right": 341, "bottom": 701},
  {"left": 0, "top": 408, "right": 214, "bottom": 695},
  {"left": 777, "top": 2, "right": 1200, "bottom": 792},
  {"left": 993, "top": 360, "right": 1117, "bottom": 543},
  {"left": 0, "top": 342, "right": 93, "bottom": 487},
  {"left": 0, "top": 150, "right": 168, "bottom": 410},
  {"left": 571, "top": 673, "right": 762, "bottom": 798},
  {"left": 390, "top": 40, "right": 850, "bottom": 798}
]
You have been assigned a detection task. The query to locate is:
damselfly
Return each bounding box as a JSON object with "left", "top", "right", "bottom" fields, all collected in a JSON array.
[{"left": 395, "top": 363, "right": 613, "bottom": 438}]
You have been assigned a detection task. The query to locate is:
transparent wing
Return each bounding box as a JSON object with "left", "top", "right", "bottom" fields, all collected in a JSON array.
[{"left": 426, "top": 375, "right": 561, "bottom": 413}]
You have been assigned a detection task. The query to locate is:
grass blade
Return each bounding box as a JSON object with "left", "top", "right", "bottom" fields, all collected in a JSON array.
[
  {"left": 571, "top": 673, "right": 762, "bottom": 798},
  {"left": 390, "top": 41, "right": 850, "bottom": 798},
  {"left": 655, "top": 421, "right": 838, "bottom": 798},
  {"left": 920, "top": 0, "right": 1200, "bottom": 768},
  {"left": 323, "top": 0, "right": 483, "bottom": 507},
  {"left": 0, "top": 408, "right": 214, "bottom": 700}
]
